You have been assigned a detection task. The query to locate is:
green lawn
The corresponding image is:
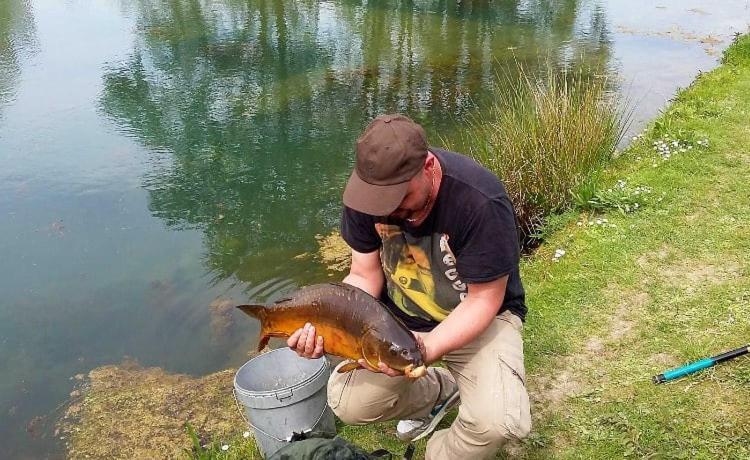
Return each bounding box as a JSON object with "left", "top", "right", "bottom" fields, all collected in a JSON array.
[{"left": 517, "top": 34, "right": 750, "bottom": 459}]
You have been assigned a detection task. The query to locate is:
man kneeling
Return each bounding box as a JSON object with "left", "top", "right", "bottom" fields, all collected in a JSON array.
[{"left": 288, "top": 114, "right": 531, "bottom": 459}]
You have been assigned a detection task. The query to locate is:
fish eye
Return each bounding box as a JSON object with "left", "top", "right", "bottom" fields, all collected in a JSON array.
[{"left": 400, "top": 349, "right": 409, "bottom": 357}]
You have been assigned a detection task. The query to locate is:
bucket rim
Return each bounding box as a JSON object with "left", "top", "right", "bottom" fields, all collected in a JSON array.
[{"left": 233, "top": 348, "right": 330, "bottom": 398}]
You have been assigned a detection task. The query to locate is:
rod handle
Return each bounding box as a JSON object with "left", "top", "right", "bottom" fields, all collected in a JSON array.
[{"left": 652, "top": 358, "right": 713, "bottom": 384}]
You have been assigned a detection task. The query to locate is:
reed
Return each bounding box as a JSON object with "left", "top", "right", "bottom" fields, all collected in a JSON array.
[{"left": 452, "top": 62, "right": 629, "bottom": 245}]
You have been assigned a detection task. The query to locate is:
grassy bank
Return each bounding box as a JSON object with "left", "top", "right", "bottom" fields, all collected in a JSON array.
[{"left": 517, "top": 33, "right": 750, "bottom": 458}]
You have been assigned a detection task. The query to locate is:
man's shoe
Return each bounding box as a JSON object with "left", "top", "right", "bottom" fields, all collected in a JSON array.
[{"left": 396, "top": 390, "right": 460, "bottom": 442}]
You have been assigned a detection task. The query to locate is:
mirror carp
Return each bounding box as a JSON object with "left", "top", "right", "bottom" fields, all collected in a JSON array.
[{"left": 236, "top": 282, "right": 427, "bottom": 378}]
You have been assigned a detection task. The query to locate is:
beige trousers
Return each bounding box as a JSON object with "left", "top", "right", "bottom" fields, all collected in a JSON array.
[{"left": 327, "top": 310, "right": 531, "bottom": 459}]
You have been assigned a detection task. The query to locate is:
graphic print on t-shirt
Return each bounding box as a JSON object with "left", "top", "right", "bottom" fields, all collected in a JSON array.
[{"left": 375, "top": 223, "right": 467, "bottom": 322}]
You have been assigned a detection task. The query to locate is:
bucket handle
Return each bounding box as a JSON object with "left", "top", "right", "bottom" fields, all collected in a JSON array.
[{"left": 232, "top": 388, "right": 331, "bottom": 443}]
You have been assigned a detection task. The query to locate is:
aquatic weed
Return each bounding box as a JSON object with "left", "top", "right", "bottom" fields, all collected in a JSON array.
[{"left": 451, "top": 60, "right": 630, "bottom": 245}]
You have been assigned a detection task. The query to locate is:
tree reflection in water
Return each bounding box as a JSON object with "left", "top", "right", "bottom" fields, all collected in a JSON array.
[
  {"left": 0, "top": 0, "right": 38, "bottom": 121},
  {"left": 100, "top": 0, "right": 613, "bottom": 296}
]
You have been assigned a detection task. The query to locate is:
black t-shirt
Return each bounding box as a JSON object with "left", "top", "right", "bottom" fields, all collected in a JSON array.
[{"left": 340, "top": 148, "right": 527, "bottom": 331}]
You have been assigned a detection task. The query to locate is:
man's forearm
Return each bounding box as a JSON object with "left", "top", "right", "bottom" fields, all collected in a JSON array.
[
  {"left": 422, "top": 298, "right": 497, "bottom": 362},
  {"left": 422, "top": 276, "right": 508, "bottom": 363}
]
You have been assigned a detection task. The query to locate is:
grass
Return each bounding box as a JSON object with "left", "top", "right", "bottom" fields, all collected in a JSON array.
[
  {"left": 516, "top": 33, "right": 750, "bottom": 459},
  {"left": 449, "top": 61, "right": 629, "bottom": 244},
  {"left": 185, "top": 424, "right": 259, "bottom": 459}
]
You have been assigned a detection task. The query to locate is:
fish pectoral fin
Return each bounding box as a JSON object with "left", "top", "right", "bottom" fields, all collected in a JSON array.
[
  {"left": 360, "top": 330, "right": 381, "bottom": 371},
  {"left": 337, "top": 361, "right": 363, "bottom": 373},
  {"left": 257, "top": 335, "right": 270, "bottom": 352}
]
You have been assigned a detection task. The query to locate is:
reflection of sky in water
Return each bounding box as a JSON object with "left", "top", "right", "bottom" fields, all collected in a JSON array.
[
  {"left": 0, "top": 0, "right": 749, "bottom": 457},
  {"left": 608, "top": 0, "right": 749, "bottom": 130},
  {"left": 0, "top": 0, "right": 137, "bottom": 192}
]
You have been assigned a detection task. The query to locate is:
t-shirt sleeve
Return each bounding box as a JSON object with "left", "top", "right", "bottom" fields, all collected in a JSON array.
[
  {"left": 340, "top": 206, "right": 381, "bottom": 253},
  {"left": 455, "top": 197, "right": 520, "bottom": 283}
]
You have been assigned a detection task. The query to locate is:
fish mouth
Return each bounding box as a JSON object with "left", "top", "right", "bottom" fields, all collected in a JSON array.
[{"left": 404, "top": 364, "right": 427, "bottom": 379}]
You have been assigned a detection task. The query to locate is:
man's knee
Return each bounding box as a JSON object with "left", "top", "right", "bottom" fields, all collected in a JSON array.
[
  {"left": 327, "top": 386, "right": 395, "bottom": 425},
  {"left": 327, "top": 367, "right": 395, "bottom": 425},
  {"left": 456, "top": 407, "right": 531, "bottom": 447},
  {"left": 330, "top": 401, "right": 369, "bottom": 426}
]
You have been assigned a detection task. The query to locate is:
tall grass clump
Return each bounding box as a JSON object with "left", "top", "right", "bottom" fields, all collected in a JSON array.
[{"left": 453, "top": 63, "right": 629, "bottom": 246}]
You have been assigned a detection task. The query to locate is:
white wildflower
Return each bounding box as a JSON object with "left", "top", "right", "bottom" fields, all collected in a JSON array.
[
  {"left": 243, "top": 431, "right": 251, "bottom": 438},
  {"left": 222, "top": 444, "right": 230, "bottom": 451}
]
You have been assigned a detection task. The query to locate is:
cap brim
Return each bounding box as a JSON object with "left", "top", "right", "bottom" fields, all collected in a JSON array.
[{"left": 343, "top": 170, "right": 410, "bottom": 216}]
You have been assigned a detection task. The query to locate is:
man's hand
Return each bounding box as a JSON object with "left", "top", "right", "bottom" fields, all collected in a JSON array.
[
  {"left": 356, "top": 335, "right": 430, "bottom": 377},
  {"left": 357, "top": 358, "right": 403, "bottom": 377},
  {"left": 287, "top": 323, "right": 324, "bottom": 359}
]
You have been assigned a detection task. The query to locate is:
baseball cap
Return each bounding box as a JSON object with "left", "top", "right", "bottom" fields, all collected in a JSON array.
[{"left": 343, "top": 114, "right": 429, "bottom": 216}]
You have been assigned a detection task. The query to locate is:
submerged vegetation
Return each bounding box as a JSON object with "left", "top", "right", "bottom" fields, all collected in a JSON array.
[
  {"left": 451, "top": 63, "right": 629, "bottom": 245},
  {"left": 58, "top": 361, "right": 245, "bottom": 458}
]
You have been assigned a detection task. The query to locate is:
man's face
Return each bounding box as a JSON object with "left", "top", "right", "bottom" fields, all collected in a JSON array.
[{"left": 388, "top": 169, "right": 431, "bottom": 221}]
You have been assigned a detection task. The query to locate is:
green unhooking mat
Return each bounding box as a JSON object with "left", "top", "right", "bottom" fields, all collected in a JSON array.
[{"left": 268, "top": 432, "right": 395, "bottom": 460}]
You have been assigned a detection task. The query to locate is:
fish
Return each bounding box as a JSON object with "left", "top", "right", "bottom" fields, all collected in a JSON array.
[{"left": 236, "top": 282, "right": 427, "bottom": 379}]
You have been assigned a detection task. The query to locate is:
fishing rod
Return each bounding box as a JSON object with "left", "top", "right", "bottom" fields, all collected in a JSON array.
[{"left": 652, "top": 344, "right": 749, "bottom": 384}]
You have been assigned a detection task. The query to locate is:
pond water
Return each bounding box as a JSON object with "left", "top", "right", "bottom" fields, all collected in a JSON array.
[{"left": 1, "top": 0, "right": 747, "bottom": 457}]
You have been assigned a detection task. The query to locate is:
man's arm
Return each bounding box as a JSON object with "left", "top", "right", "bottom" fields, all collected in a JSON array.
[
  {"left": 342, "top": 248, "right": 384, "bottom": 298},
  {"left": 288, "top": 247, "right": 384, "bottom": 359},
  {"left": 421, "top": 275, "right": 508, "bottom": 363},
  {"left": 366, "top": 275, "right": 508, "bottom": 377}
]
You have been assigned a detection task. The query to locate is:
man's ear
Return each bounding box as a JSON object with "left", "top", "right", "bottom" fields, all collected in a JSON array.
[{"left": 424, "top": 153, "right": 435, "bottom": 171}]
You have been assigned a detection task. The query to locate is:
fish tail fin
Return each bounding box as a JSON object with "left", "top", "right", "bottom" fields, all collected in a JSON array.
[
  {"left": 337, "top": 361, "right": 364, "bottom": 373},
  {"left": 236, "top": 304, "right": 270, "bottom": 351}
]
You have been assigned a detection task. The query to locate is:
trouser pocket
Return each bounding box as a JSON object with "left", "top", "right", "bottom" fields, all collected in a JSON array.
[
  {"left": 498, "top": 354, "right": 531, "bottom": 440},
  {"left": 327, "top": 361, "right": 355, "bottom": 410}
]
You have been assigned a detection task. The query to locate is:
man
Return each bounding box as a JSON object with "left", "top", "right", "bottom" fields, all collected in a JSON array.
[{"left": 288, "top": 114, "right": 531, "bottom": 459}]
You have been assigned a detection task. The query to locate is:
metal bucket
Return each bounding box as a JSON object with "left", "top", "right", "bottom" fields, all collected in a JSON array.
[{"left": 233, "top": 348, "right": 336, "bottom": 458}]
